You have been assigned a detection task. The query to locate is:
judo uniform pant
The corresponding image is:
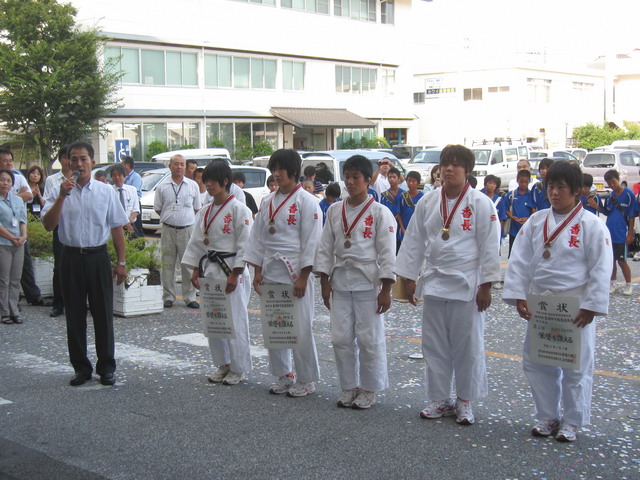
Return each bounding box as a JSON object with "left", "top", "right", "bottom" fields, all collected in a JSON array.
[
  {"left": 207, "top": 271, "right": 252, "bottom": 374},
  {"left": 330, "top": 289, "right": 388, "bottom": 392},
  {"left": 523, "top": 321, "right": 595, "bottom": 426},
  {"left": 421, "top": 297, "right": 488, "bottom": 401},
  {"left": 161, "top": 224, "right": 196, "bottom": 304},
  {"left": 268, "top": 277, "right": 320, "bottom": 383}
]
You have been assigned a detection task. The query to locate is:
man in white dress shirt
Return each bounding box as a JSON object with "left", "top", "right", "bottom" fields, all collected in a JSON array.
[
  {"left": 154, "top": 154, "right": 202, "bottom": 309},
  {"left": 42, "top": 141, "right": 129, "bottom": 387},
  {"left": 110, "top": 164, "right": 140, "bottom": 235}
]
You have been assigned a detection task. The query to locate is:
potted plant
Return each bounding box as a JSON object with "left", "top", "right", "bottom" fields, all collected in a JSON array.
[{"left": 25, "top": 214, "right": 54, "bottom": 297}]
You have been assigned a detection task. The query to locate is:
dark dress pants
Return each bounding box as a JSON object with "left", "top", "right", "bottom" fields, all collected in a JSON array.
[
  {"left": 52, "top": 228, "right": 64, "bottom": 310},
  {"left": 20, "top": 239, "right": 43, "bottom": 303},
  {"left": 61, "top": 247, "right": 115, "bottom": 376}
]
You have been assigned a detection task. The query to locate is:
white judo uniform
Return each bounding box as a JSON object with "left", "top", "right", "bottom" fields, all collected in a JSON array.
[
  {"left": 503, "top": 206, "right": 613, "bottom": 426},
  {"left": 182, "top": 196, "right": 253, "bottom": 374},
  {"left": 243, "top": 186, "right": 322, "bottom": 383},
  {"left": 395, "top": 187, "right": 501, "bottom": 401},
  {"left": 314, "top": 196, "right": 396, "bottom": 392}
]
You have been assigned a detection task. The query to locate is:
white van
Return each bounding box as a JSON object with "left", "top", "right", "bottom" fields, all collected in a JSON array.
[
  {"left": 470, "top": 144, "right": 524, "bottom": 188},
  {"left": 151, "top": 148, "right": 230, "bottom": 166}
]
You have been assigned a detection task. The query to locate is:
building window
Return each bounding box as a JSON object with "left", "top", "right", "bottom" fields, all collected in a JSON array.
[
  {"left": 335, "top": 0, "right": 376, "bottom": 22},
  {"left": 336, "top": 128, "right": 376, "bottom": 148},
  {"left": 336, "top": 65, "right": 376, "bottom": 94},
  {"left": 382, "top": 69, "right": 395, "bottom": 95},
  {"left": 381, "top": 0, "right": 394, "bottom": 24},
  {"left": 528, "top": 78, "right": 551, "bottom": 103},
  {"left": 105, "top": 47, "right": 197, "bottom": 86},
  {"left": 463, "top": 87, "right": 482, "bottom": 101},
  {"left": 413, "top": 92, "right": 425, "bottom": 103},
  {"left": 206, "top": 122, "right": 280, "bottom": 153},
  {"left": 205, "top": 54, "right": 276, "bottom": 89},
  {"left": 282, "top": 0, "right": 329, "bottom": 14},
  {"left": 282, "top": 61, "right": 305, "bottom": 90},
  {"left": 488, "top": 86, "right": 509, "bottom": 93}
]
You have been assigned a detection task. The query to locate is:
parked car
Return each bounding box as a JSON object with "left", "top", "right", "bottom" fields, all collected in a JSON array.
[
  {"left": 403, "top": 147, "right": 444, "bottom": 186},
  {"left": 151, "top": 148, "right": 231, "bottom": 166},
  {"left": 91, "top": 161, "right": 164, "bottom": 182},
  {"left": 470, "top": 144, "right": 526, "bottom": 188},
  {"left": 565, "top": 148, "right": 588, "bottom": 162},
  {"left": 581, "top": 149, "right": 640, "bottom": 193},
  {"left": 391, "top": 144, "right": 438, "bottom": 162},
  {"left": 301, "top": 150, "right": 405, "bottom": 186},
  {"left": 140, "top": 165, "right": 270, "bottom": 232},
  {"left": 529, "top": 150, "right": 580, "bottom": 164}
]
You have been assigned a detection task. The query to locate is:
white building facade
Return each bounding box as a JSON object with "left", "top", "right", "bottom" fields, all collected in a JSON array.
[{"left": 71, "top": 0, "right": 416, "bottom": 163}]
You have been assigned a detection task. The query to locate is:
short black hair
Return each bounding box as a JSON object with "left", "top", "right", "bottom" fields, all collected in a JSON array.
[
  {"left": 122, "top": 155, "right": 134, "bottom": 168},
  {"left": 0, "top": 148, "right": 13, "bottom": 160},
  {"left": 94, "top": 170, "right": 107, "bottom": 180},
  {"left": 232, "top": 171, "right": 246, "bottom": 184},
  {"left": 58, "top": 145, "right": 70, "bottom": 160},
  {"left": 538, "top": 157, "right": 554, "bottom": 171},
  {"left": 517, "top": 170, "right": 531, "bottom": 180},
  {"left": 267, "top": 175, "right": 275, "bottom": 185},
  {"left": 325, "top": 182, "right": 341, "bottom": 199},
  {"left": 267, "top": 149, "right": 301, "bottom": 180},
  {"left": 0, "top": 169, "right": 15, "bottom": 185},
  {"left": 303, "top": 165, "right": 316, "bottom": 178},
  {"left": 203, "top": 159, "right": 232, "bottom": 192},
  {"left": 582, "top": 173, "right": 593, "bottom": 188},
  {"left": 388, "top": 167, "right": 401, "bottom": 177},
  {"left": 195, "top": 167, "right": 204, "bottom": 175},
  {"left": 186, "top": 159, "right": 198, "bottom": 167},
  {"left": 546, "top": 160, "right": 582, "bottom": 194},
  {"left": 407, "top": 170, "right": 421, "bottom": 183},
  {"left": 604, "top": 169, "right": 619, "bottom": 182},
  {"left": 484, "top": 174, "right": 501, "bottom": 189},
  {"left": 69, "top": 141, "right": 94, "bottom": 159},
  {"left": 440, "top": 144, "right": 475, "bottom": 174},
  {"left": 467, "top": 175, "right": 478, "bottom": 188},
  {"left": 110, "top": 164, "right": 126, "bottom": 177},
  {"left": 343, "top": 155, "right": 373, "bottom": 181}
]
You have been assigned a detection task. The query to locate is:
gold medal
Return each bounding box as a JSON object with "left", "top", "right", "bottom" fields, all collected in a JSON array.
[
  {"left": 269, "top": 225, "right": 276, "bottom": 234},
  {"left": 344, "top": 240, "right": 352, "bottom": 249},
  {"left": 543, "top": 249, "right": 551, "bottom": 259},
  {"left": 203, "top": 237, "right": 209, "bottom": 246},
  {"left": 442, "top": 230, "right": 450, "bottom": 241}
]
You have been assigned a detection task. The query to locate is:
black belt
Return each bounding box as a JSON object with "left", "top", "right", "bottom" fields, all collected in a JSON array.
[
  {"left": 199, "top": 251, "right": 237, "bottom": 277},
  {"left": 163, "top": 223, "right": 191, "bottom": 230},
  {"left": 64, "top": 245, "right": 107, "bottom": 255}
]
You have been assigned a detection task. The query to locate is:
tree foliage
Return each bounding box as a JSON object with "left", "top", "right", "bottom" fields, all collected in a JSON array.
[
  {"left": 0, "top": 0, "right": 121, "bottom": 168},
  {"left": 572, "top": 121, "right": 640, "bottom": 151}
]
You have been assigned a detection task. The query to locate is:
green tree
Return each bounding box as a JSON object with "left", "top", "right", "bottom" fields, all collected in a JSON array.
[
  {"left": 252, "top": 141, "right": 273, "bottom": 157},
  {"left": 0, "top": 0, "right": 121, "bottom": 169},
  {"left": 145, "top": 140, "right": 169, "bottom": 160},
  {"left": 572, "top": 123, "right": 626, "bottom": 150}
]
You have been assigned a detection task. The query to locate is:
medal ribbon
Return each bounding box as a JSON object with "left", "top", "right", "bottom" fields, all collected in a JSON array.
[
  {"left": 542, "top": 202, "right": 583, "bottom": 247},
  {"left": 268, "top": 184, "right": 302, "bottom": 224},
  {"left": 342, "top": 196, "right": 375, "bottom": 238},
  {"left": 203, "top": 194, "right": 235, "bottom": 236},
  {"left": 440, "top": 182, "right": 471, "bottom": 231}
]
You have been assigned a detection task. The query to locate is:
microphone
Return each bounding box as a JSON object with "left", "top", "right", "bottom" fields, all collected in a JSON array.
[{"left": 66, "top": 170, "right": 80, "bottom": 196}]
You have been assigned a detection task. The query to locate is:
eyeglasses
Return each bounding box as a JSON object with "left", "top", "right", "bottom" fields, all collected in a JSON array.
[{"left": 378, "top": 162, "right": 390, "bottom": 166}]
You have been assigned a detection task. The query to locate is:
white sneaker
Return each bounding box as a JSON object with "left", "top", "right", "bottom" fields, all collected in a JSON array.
[
  {"left": 610, "top": 281, "right": 621, "bottom": 294},
  {"left": 531, "top": 418, "right": 560, "bottom": 437},
  {"left": 269, "top": 373, "right": 296, "bottom": 394},
  {"left": 493, "top": 282, "right": 503, "bottom": 290},
  {"left": 455, "top": 399, "right": 475, "bottom": 425},
  {"left": 286, "top": 381, "right": 316, "bottom": 397},
  {"left": 222, "top": 371, "right": 247, "bottom": 385},
  {"left": 207, "top": 364, "right": 230, "bottom": 383},
  {"left": 337, "top": 389, "right": 359, "bottom": 408},
  {"left": 420, "top": 399, "right": 456, "bottom": 419},
  {"left": 622, "top": 283, "right": 634, "bottom": 296},
  {"left": 352, "top": 390, "right": 376, "bottom": 409},
  {"left": 555, "top": 421, "right": 578, "bottom": 442}
]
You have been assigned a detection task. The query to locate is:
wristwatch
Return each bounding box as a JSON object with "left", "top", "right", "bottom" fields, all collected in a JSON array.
[{"left": 117, "top": 262, "right": 126, "bottom": 267}]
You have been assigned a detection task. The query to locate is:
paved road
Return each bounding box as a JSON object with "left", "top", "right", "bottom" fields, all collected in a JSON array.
[{"left": 1, "top": 246, "right": 639, "bottom": 479}]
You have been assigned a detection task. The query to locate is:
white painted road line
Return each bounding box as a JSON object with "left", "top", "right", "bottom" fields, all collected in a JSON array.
[
  {"left": 115, "top": 342, "right": 198, "bottom": 369},
  {"left": 0, "top": 397, "right": 14, "bottom": 406},
  {"left": 11, "top": 353, "right": 69, "bottom": 374}
]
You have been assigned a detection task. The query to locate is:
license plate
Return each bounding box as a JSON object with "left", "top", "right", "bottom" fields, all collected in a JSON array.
[
  {"left": 142, "top": 212, "right": 151, "bottom": 221},
  {"left": 595, "top": 183, "right": 603, "bottom": 190}
]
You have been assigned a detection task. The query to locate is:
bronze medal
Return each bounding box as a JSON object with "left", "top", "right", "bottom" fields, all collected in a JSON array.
[
  {"left": 543, "top": 249, "right": 551, "bottom": 259},
  {"left": 269, "top": 226, "right": 276, "bottom": 234},
  {"left": 344, "top": 240, "right": 352, "bottom": 249},
  {"left": 442, "top": 231, "right": 450, "bottom": 241},
  {"left": 203, "top": 237, "right": 209, "bottom": 246}
]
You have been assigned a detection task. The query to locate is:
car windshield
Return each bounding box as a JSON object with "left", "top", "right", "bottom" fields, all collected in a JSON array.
[
  {"left": 302, "top": 159, "right": 336, "bottom": 184},
  {"left": 583, "top": 153, "right": 615, "bottom": 168},
  {"left": 141, "top": 172, "right": 167, "bottom": 191},
  {"left": 409, "top": 150, "right": 441, "bottom": 164},
  {"left": 472, "top": 149, "right": 491, "bottom": 165},
  {"left": 235, "top": 169, "right": 266, "bottom": 189}
]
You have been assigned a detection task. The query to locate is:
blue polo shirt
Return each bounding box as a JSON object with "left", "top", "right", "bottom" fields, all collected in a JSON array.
[
  {"left": 580, "top": 193, "right": 603, "bottom": 216},
  {"left": 531, "top": 181, "right": 550, "bottom": 211},
  {"left": 603, "top": 187, "right": 637, "bottom": 243},
  {"left": 506, "top": 188, "right": 535, "bottom": 237}
]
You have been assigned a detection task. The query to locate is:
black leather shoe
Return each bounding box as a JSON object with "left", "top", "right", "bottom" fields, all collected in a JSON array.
[
  {"left": 163, "top": 300, "right": 173, "bottom": 308},
  {"left": 69, "top": 372, "right": 92, "bottom": 386},
  {"left": 11, "top": 316, "right": 23, "bottom": 324},
  {"left": 99, "top": 373, "right": 116, "bottom": 386},
  {"left": 50, "top": 307, "right": 64, "bottom": 318},
  {"left": 186, "top": 301, "right": 200, "bottom": 309},
  {"left": 32, "top": 298, "right": 54, "bottom": 307}
]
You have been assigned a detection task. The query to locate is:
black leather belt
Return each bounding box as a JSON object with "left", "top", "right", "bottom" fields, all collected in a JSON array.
[
  {"left": 163, "top": 223, "right": 190, "bottom": 230},
  {"left": 64, "top": 245, "right": 107, "bottom": 255}
]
